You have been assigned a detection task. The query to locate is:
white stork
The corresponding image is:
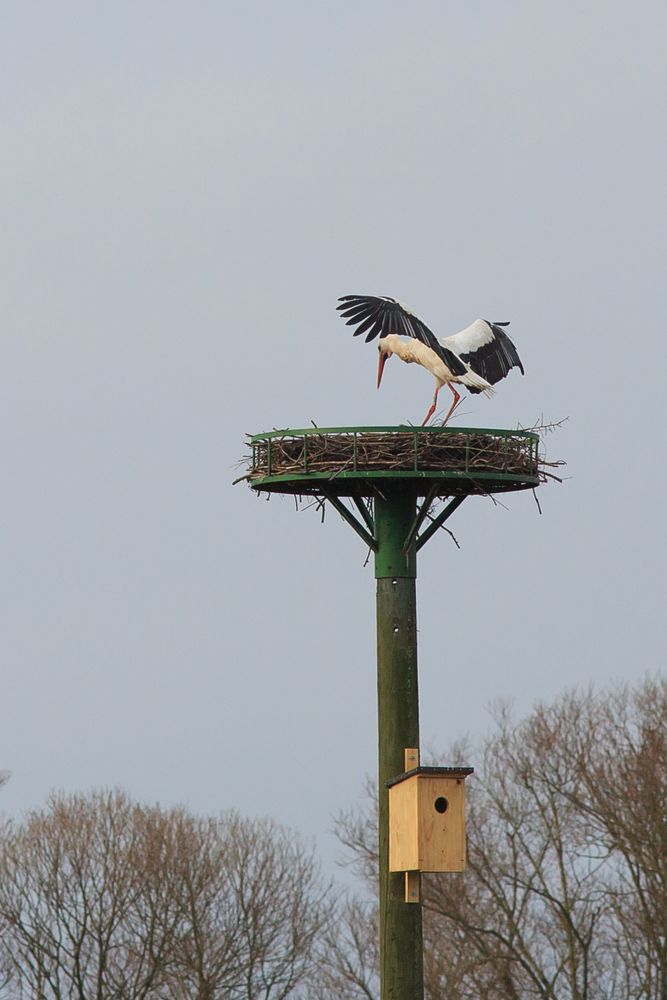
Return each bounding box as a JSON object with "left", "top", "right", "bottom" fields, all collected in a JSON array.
[{"left": 336, "top": 295, "right": 524, "bottom": 426}]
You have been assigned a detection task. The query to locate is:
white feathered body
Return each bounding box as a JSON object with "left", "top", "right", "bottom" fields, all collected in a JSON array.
[{"left": 380, "top": 334, "right": 495, "bottom": 398}]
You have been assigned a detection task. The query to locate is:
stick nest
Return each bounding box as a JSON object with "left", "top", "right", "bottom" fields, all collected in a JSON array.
[{"left": 239, "top": 426, "right": 564, "bottom": 497}]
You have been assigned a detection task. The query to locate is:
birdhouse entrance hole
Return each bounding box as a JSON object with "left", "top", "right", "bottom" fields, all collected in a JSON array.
[{"left": 387, "top": 751, "right": 474, "bottom": 900}]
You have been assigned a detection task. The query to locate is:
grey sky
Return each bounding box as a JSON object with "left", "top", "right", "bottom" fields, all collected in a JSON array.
[{"left": 1, "top": 3, "right": 665, "bottom": 868}]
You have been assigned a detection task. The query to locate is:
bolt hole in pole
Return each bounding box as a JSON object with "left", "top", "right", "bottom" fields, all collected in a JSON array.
[{"left": 434, "top": 797, "right": 449, "bottom": 814}]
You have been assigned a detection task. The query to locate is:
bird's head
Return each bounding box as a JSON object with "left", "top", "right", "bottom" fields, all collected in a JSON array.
[{"left": 376, "top": 336, "right": 396, "bottom": 389}]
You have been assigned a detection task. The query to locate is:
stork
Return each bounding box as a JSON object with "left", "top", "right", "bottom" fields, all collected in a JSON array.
[{"left": 336, "top": 295, "right": 524, "bottom": 426}]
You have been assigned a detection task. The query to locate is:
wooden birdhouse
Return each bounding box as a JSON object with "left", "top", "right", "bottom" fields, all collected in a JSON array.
[{"left": 387, "top": 749, "right": 473, "bottom": 900}]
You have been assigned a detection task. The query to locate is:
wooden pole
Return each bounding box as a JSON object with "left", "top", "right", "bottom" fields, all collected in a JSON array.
[{"left": 374, "top": 488, "right": 424, "bottom": 1000}]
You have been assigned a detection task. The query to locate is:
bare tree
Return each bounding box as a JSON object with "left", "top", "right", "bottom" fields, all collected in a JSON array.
[
  {"left": 0, "top": 790, "right": 180, "bottom": 999},
  {"left": 2, "top": 680, "right": 662, "bottom": 999},
  {"left": 163, "top": 811, "right": 331, "bottom": 1000},
  {"left": 307, "top": 897, "right": 379, "bottom": 999},
  {"left": 524, "top": 678, "right": 667, "bottom": 999},
  {"left": 0, "top": 773, "right": 10, "bottom": 998},
  {"left": 424, "top": 700, "right": 614, "bottom": 1000},
  {"left": 325, "top": 678, "right": 667, "bottom": 1000},
  {"left": 0, "top": 792, "right": 331, "bottom": 1000}
]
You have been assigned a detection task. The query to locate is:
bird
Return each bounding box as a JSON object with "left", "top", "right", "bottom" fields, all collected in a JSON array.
[{"left": 336, "top": 295, "right": 524, "bottom": 426}]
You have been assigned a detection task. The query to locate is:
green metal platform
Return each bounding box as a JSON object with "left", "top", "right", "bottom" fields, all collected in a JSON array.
[{"left": 247, "top": 425, "right": 540, "bottom": 498}]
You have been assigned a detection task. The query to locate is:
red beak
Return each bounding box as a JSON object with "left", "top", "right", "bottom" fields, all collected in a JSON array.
[{"left": 377, "top": 352, "right": 388, "bottom": 389}]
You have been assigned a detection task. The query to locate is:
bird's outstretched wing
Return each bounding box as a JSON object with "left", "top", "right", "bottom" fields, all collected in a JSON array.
[
  {"left": 440, "top": 319, "right": 524, "bottom": 389},
  {"left": 337, "top": 295, "right": 467, "bottom": 376}
]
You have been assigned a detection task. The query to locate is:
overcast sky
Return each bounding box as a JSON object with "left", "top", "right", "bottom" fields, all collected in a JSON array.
[{"left": 1, "top": 2, "right": 665, "bottom": 869}]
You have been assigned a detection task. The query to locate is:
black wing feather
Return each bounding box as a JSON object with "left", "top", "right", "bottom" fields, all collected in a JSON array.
[
  {"left": 456, "top": 321, "right": 524, "bottom": 387},
  {"left": 336, "top": 295, "right": 467, "bottom": 375},
  {"left": 350, "top": 313, "right": 380, "bottom": 339},
  {"left": 338, "top": 296, "right": 385, "bottom": 342}
]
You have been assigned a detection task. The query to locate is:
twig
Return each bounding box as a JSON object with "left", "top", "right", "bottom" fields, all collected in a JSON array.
[
  {"left": 425, "top": 512, "right": 461, "bottom": 549},
  {"left": 441, "top": 526, "right": 461, "bottom": 549}
]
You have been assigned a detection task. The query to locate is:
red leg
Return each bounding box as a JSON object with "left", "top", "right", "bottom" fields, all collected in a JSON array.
[
  {"left": 441, "top": 383, "right": 461, "bottom": 425},
  {"left": 422, "top": 383, "right": 442, "bottom": 426},
  {"left": 421, "top": 403, "right": 436, "bottom": 426}
]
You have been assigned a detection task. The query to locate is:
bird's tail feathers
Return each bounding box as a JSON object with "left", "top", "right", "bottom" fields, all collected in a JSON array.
[{"left": 460, "top": 368, "right": 495, "bottom": 398}]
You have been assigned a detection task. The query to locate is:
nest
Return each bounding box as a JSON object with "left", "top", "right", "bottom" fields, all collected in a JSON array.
[{"left": 238, "top": 426, "right": 564, "bottom": 498}]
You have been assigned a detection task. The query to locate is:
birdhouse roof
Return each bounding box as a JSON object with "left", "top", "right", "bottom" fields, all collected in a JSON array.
[{"left": 385, "top": 765, "right": 474, "bottom": 789}]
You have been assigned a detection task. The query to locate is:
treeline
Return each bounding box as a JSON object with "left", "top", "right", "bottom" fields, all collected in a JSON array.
[
  {"left": 0, "top": 796, "right": 328, "bottom": 999},
  {"left": 332, "top": 675, "right": 667, "bottom": 999},
  {"left": 0, "top": 676, "right": 664, "bottom": 999}
]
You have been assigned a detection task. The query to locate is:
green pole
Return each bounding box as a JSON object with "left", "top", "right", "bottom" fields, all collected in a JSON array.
[{"left": 374, "top": 487, "right": 423, "bottom": 1000}]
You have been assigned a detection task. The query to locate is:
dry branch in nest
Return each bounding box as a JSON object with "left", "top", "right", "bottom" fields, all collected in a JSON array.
[{"left": 236, "top": 423, "right": 565, "bottom": 497}]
